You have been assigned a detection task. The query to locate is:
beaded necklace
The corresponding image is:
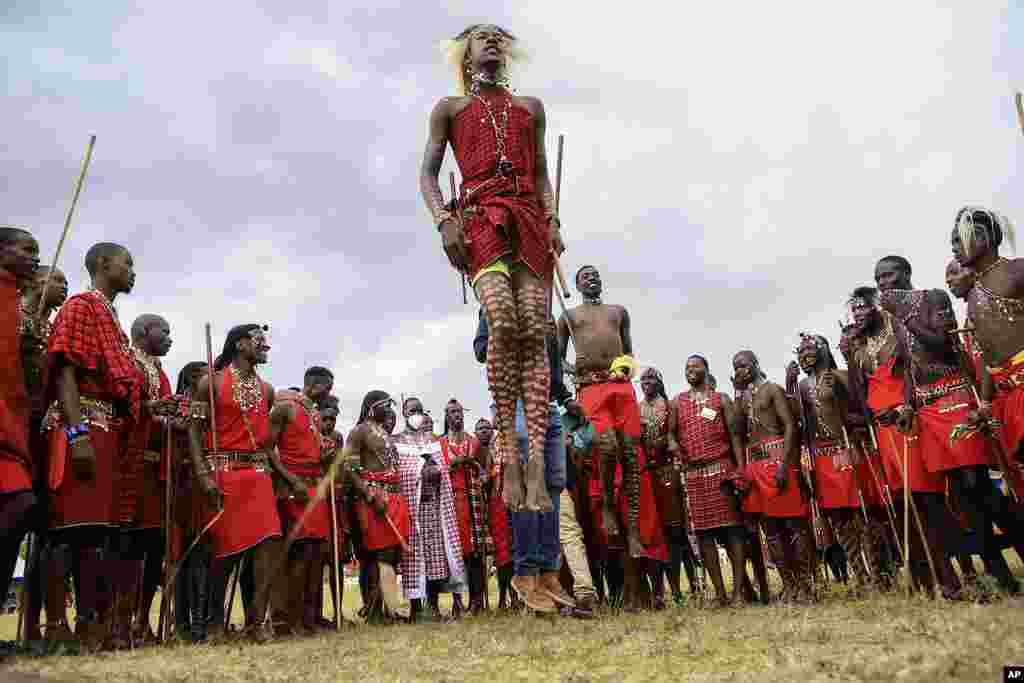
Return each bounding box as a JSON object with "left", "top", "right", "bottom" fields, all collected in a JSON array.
[
  {"left": 90, "top": 289, "right": 131, "bottom": 355},
  {"left": 973, "top": 258, "right": 1024, "bottom": 324},
  {"left": 133, "top": 347, "right": 162, "bottom": 401},
  {"left": 298, "top": 397, "right": 320, "bottom": 436},
  {"left": 864, "top": 311, "right": 894, "bottom": 368},
  {"left": 229, "top": 365, "right": 263, "bottom": 414},
  {"left": 473, "top": 90, "right": 514, "bottom": 177}
]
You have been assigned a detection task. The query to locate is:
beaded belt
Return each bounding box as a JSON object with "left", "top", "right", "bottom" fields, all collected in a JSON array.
[
  {"left": 205, "top": 451, "right": 269, "bottom": 470},
  {"left": 915, "top": 377, "right": 970, "bottom": 406},
  {"left": 575, "top": 368, "right": 628, "bottom": 389},
  {"left": 684, "top": 459, "right": 730, "bottom": 478},
  {"left": 814, "top": 442, "right": 854, "bottom": 469},
  {"left": 991, "top": 365, "right": 1024, "bottom": 393},
  {"left": 42, "top": 396, "right": 116, "bottom": 433},
  {"left": 747, "top": 439, "right": 786, "bottom": 463}
]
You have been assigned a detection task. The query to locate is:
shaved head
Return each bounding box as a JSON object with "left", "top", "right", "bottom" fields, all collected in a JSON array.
[
  {"left": 84, "top": 242, "right": 128, "bottom": 277},
  {"left": 131, "top": 314, "right": 168, "bottom": 342}
]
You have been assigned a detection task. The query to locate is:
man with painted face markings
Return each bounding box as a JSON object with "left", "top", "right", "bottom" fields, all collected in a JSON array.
[{"left": 732, "top": 350, "right": 815, "bottom": 603}]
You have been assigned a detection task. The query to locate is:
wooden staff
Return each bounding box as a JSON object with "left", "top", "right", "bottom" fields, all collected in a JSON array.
[
  {"left": 328, "top": 475, "right": 342, "bottom": 631},
  {"left": 158, "top": 421, "right": 174, "bottom": 642},
  {"left": 840, "top": 425, "right": 871, "bottom": 524},
  {"left": 551, "top": 134, "right": 571, "bottom": 300},
  {"left": 886, "top": 430, "right": 941, "bottom": 597},
  {"left": 37, "top": 135, "right": 96, "bottom": 327},
  {"left": 450, "top": 172, "right": 467, "bottom": 305},
  {"left": 861, "top": 425, "right": 904, "bottom": 563},
  {"left": 1016, "top": 91, "right": 1024, "bottom": 136},
  {"left": 224, "top": 557, "right": 243, "bottom": 629},
  {"left": 205, "top": 323, "right": 218, "bottom": 452}
]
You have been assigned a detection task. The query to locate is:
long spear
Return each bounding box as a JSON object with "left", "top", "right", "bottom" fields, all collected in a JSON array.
[
  {"left": 450, "top": 171, "right": 467, "bottom": 304},
  {"left": 1016, "top": 92, "right": 1024, "bottom": 136},
  {"left": 38, "top": 135, "right": 96, "bottom": 326}
]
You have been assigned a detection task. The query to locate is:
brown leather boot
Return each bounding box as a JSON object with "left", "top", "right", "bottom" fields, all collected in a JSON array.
[
  {"left": 511, "top": 575, "right": 557, "bottom": 613},
  {"left": 538, "top": 572, "right": 575, "bottom": 608}
]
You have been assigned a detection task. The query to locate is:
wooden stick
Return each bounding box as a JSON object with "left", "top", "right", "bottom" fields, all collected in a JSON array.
[
  {"left": 903, "top": 435, "right": 912, "bottom": 598},
  {"left": 38, "top": 135, "right": 96, "bottom": 326},
  {"left": 224, "top": 557, "right": 243, "bottom": 629},
  {"left": 551, "top": 134, "right": 570, "bottom": 300},
  {"left": 1016, "top": 92, "right": 1024, "bottom": 136},
  {"left": 450, "top": 171, "right": 467, "bottom": 305},
  {"left": 329, "top": 476, "right": 342, "bottom": 631},
  {"left": 205, "top": 324, "right": 218, "bottom": 452},
  {"left": 158, "top": 422, "right": 174, "bottom": 642}
]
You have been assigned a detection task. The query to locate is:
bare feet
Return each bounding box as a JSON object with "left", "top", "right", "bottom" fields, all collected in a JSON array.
[
  {"left": 524, "top": 455, "right": 553, "bottom": 512},
  {"left": 503, "top": 446, "right": 525, "bottom": 511}
]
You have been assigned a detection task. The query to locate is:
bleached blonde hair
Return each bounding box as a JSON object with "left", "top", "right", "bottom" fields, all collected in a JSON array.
[
  {"left": 439, "top": 24, "right": 529, "bottom": 96},
  {"left": 955, "top": 206, "right": 1016, "bottom": 260}
]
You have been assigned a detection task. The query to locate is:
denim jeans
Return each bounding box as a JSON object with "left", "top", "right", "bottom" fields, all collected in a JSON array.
[{"left": 510, "top": 401, "right": 564, "bottom": 577}]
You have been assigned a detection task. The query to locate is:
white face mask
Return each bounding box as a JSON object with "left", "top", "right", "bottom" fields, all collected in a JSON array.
[{"left": 407, "top": 413, "right": 425, "bottom": 431}]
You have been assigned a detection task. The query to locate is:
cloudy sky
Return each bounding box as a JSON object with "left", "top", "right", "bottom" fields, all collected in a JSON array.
[{"left": 3, "top": 1, "right": 1022, "bottom": 432}]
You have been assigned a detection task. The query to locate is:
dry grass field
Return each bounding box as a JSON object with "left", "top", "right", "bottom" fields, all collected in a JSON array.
[{"left": 2, "top": 571, "right": 1023, "bottom": 683}]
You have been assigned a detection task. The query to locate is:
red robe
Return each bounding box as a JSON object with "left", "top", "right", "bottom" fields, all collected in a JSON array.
[
  {"left": 989, "top": 352, "right": 1024, "bottom": 498},
  {"left": 440, "top": 435, "right": 485, "bottom": 558},
  {"left": 865, "top": 359, "right": 944, "bottom": 494},
  {"left": 741, "top": 436, "right": 808, "bottom": 518},
  {"left": 46, "top": 291, "right": 143, "bottom": 527},
  {"left": 124, "top": 359, "right": 172, "bottom": 529},
  {"left": 275, "top": 394, "right": 330, "bottom": 542},
  {"left": 205, "top": 369, "right": 281, "bottom": 558},
  {"left": 450, "top": 91, "right": 552, "bottom": 282},
  {"left": 0, "top": 270, "right": 31, "bottom": 494}
]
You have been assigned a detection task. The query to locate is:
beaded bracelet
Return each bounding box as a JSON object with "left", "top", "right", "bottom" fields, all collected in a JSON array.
[{"left": 64, "top": 422, "right": 90, "bottom": 443}]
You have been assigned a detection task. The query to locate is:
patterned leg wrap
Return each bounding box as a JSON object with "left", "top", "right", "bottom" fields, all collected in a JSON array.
[
  {"left": 597, "top": 432, "right": 621, "bottom": 538},
  {"left": 764, "top": 527, "right": 793, "bottom": 601},
  {"left": 831, "top": 509, "right": 872, "bottom": 592},
  {"left": 514, "top": 277, "right": 552, "bottom": 513},
  {"left": 476, "top": 273, "right": 523, "bottom": 507},
  {"left": 617, "top": 431, "right": 644, "bottom": 558},
  {"left": 790, "top": 521, "right": 817, "bottom": 603}
]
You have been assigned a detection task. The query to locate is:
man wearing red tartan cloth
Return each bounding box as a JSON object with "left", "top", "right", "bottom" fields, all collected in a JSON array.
[
  {"left": 117, "top": 314, "right": 177, "bottom": 646},
  {"left": 396, "top": 398, "right": 465, "bottom": 621},
  {"left": 846, "top": 288, "right": 962, "bottom": 599},
  {"left": 881, "top": 282, "right": 1021, "bottom": 594},
  {"left": 421, "top": 23, "right": 565, "bottom": 515},
  {"left": 342, "top": 391, "right": 411, "bottom": 623},
  {"left": 267, "top": 367, "right": 335, "bottom": 635},
  {"left": 790, "top": 333, "right": 890, "bottom": 595},
  {"left": 0, "top": 227, "right": 41, "bottom": 642},
  {"left": 667, "top": 355, "right": 748, "bottom": 606},
  {"left": 187, "top": 324, "right": 291, "bottom": 642},
  {"left": 440, "top": 399, "right": 490, "bottom": 614},
  {"left": 17, "top": 263, "right": 69, "bottom": 645},
  {"left": 732, "top": 350, "right": 816, "bottom": 603},
  {"left": 43, "top": 243, "right": 155, "bottom": 650}
]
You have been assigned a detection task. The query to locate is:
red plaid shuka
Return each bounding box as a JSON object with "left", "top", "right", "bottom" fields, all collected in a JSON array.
[
  {"left": 441, "top": 435, "right": 491, "bottom": 557},
  {"left": 450, "top": 91, "right": 551, "bottom": 282},
  {"left": 395, "top": 435, "right": 466, "bottom": 600},
  {"left": 675, "top": 392, "right": 740, "bottom": 531},
  {"left": 47, "top": 291, "right": 142, "bottom": 419}
]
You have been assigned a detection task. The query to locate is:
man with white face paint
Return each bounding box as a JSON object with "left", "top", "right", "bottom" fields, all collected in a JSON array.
[{"left": 394, "top": 397, "right": 466, "bottom": 621}]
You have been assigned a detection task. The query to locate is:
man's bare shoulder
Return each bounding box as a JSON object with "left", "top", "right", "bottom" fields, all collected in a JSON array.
[
  {"left": 433, "top": 95, "right": 473, "bottom": 117},
  {"left": 515, "top": 95, "right": 544, "bottom": 114}
]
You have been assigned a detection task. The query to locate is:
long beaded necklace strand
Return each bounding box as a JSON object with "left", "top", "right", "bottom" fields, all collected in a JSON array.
[
  {"left": 975, "top": 257, "right": 1024, "bottom": 324},
  {"left": 299, "top": 398, "right": 319, "bottom": 435},
  {"left": 473, "top": 90, "right": 514, "bottom": 177},
  {"left": 864, "top": 312, "right": 894, "bottom": 367}
]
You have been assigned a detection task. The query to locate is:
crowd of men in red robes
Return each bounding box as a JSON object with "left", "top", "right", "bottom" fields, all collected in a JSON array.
[{"left": 1, "top": 207, "right": 1023, "bottom": 656}]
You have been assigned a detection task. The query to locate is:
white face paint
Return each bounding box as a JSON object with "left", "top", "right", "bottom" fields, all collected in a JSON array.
[{"left": 407, "top": 413, "right": 425, "bottom": 431}]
